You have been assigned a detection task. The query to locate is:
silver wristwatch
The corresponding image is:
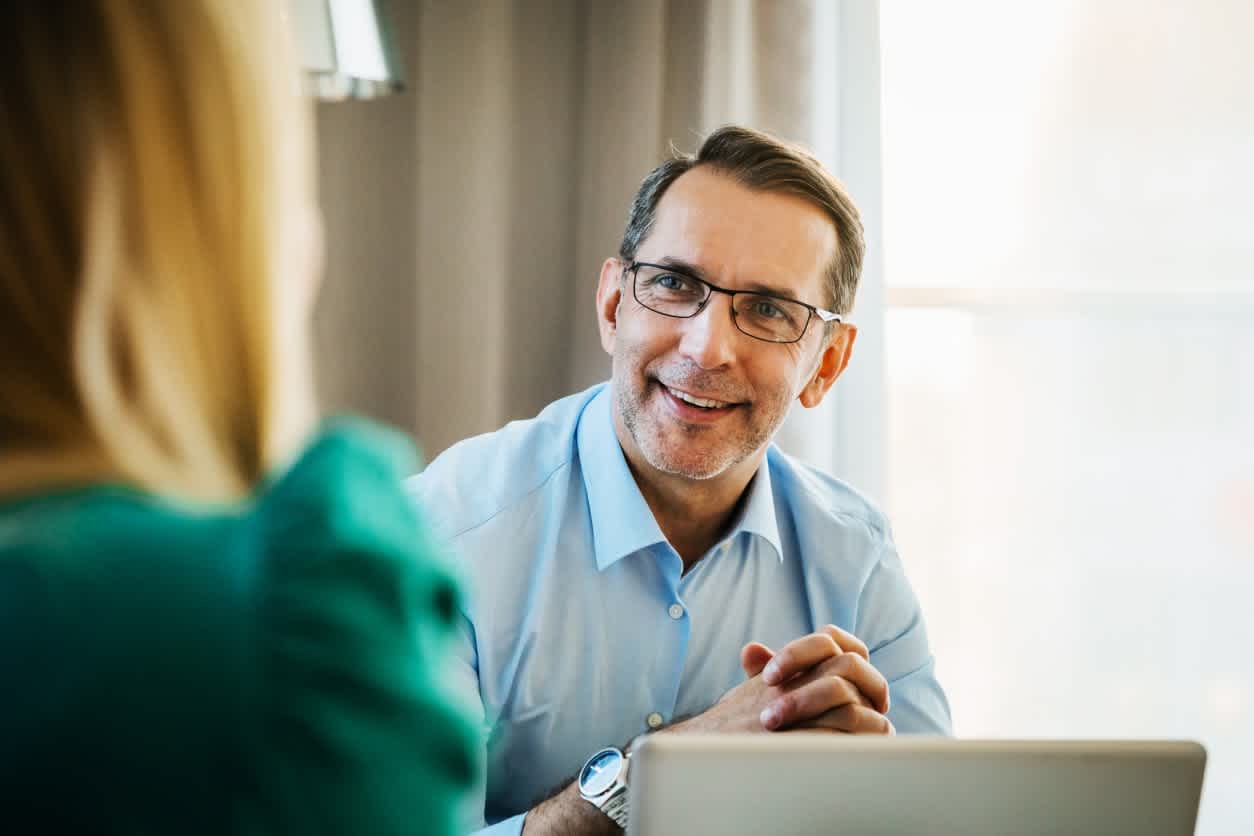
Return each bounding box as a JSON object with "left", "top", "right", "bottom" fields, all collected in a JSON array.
[{"left": 577, "top": 746, "right": 630, "bottom": 829}]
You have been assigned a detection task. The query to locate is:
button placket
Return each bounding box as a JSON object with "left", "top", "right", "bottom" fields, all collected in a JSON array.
[{"left": 645, "top": 542, "right": 688, "bottom": 736}]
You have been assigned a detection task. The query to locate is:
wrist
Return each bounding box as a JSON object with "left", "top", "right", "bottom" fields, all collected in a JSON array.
[
  {"left": 524, "top": 782, "right": 617, "bottom": 836},
  {"left": 578, "top": 746, "right": 630, "bottom": 830}
]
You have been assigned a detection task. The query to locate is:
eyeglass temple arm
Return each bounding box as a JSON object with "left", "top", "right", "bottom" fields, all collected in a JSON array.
[{"left": 815, "top": 308, "right": 843, "bottom": 323}]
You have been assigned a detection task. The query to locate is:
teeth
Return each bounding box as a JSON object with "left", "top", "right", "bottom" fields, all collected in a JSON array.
[{"left": 668, "top": 386, "right": 730, "bottom": 409}]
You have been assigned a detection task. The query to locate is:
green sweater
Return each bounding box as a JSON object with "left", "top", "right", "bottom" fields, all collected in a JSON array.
[{"left": 0, "top": 420, "right": 478, "bottom": 834}]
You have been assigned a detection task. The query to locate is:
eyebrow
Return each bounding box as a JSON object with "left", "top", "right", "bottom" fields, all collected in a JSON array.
[{"left": 653, "top": 256, "right": 804, "bottom": 304}]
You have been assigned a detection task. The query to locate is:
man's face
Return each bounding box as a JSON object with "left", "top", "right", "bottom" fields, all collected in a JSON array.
[{"left": 596, "top": 166, "right": 855, "bottom": 484}]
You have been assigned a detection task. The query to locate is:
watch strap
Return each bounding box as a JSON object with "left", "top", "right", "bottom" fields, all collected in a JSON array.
[{"left": 601, "top": 788, "right": 629, "bottom": 829}]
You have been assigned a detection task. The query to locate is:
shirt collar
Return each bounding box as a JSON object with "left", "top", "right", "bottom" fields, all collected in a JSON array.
[
  {"left": 576, "top": 385, "right": 784, "bottom": 571},
  {"left": 732, "top": 453, "right": 784, "bottom": 564}
]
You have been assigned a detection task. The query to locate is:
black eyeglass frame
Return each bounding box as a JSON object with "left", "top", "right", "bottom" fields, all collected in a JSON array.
[{"left": 624, "top": 260, "right": 844, "bottom": 345}]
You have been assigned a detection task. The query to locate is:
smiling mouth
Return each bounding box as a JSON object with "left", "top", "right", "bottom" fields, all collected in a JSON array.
[{"left": 662, "top": 384, "right": 740, "bottom": 410}]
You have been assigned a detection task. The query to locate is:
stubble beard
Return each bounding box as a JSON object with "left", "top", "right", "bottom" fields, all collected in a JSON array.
[{"left": 612, "top": 349, "right": 785, "bottom": 482}]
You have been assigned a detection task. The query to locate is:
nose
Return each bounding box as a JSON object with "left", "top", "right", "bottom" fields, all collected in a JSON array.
[{"left": 677, "top": 293, "right": 739, "bottom": 369}]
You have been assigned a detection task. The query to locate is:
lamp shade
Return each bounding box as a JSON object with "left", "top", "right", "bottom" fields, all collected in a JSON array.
[{"left": 287, "top": 0, "right": 404, "bottom": 100}]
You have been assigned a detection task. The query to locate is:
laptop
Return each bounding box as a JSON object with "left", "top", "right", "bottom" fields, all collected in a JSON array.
[{"left": 626, "top": 735, "right": 1206, "bottom": 836}]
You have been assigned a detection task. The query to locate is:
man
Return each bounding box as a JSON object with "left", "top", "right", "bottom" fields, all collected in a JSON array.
[{"left": 409, "top": 126, "right": 950, "bottom": 835}]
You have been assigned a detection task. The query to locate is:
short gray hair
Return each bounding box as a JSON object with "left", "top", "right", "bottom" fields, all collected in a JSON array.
[{"left": 618, "top": 125, "right": 864, "bottom": 315}]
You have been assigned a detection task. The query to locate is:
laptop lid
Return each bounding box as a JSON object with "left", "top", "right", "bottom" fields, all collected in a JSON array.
[{"left": 626, "top": 736, "right": 1206, "bottom": 836}]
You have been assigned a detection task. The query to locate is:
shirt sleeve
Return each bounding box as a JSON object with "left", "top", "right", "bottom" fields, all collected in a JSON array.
[
  {"left": 248, "top": 420, "right": 481, "bottom": 835},
  {"left": 443, "top": 565, "right": 530, "bottom": 836},
  {"left": 854, "top": 537, "right": 953, "bottom": 735}
]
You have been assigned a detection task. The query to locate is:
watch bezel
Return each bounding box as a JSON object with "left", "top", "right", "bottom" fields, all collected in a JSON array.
[{"left": 579, "top": 747, "right": 626, "bottom": 798}]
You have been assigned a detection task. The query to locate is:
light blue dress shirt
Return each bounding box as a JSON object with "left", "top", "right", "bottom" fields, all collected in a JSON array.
[{"left": 409, "top": 383, "right": 951, "bottom": 835}]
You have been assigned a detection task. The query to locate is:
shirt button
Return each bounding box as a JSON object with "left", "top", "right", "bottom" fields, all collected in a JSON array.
[
  {"left": 646, "top": 712, "right": 664, "bottom": 729},
  {"left": 668, "top": 603, "right": 685, "bottom": 620}
]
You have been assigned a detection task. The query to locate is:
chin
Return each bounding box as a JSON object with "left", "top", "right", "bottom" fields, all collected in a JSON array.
[{"left": 641, "top": 441, "right": 740, "bottom": 481}]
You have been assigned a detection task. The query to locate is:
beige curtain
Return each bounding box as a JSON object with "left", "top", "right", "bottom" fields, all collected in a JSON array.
[{"left": 313, "top": 0, "right": 885, "bottom": 497}]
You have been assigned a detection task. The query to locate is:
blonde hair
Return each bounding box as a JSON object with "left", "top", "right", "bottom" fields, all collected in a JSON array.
[{"left": 0, "top": 2, "right": 318, "bottom": 503}]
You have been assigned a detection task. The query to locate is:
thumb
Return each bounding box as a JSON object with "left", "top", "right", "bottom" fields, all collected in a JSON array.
[{"left": 740, "top": 642, "right": 775, "bottom": 678}]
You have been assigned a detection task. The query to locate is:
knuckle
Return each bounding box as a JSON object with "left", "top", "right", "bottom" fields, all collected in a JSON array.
[
  {"left": 821, "top": 625, "right": 845, "bottom": 646},
  {"left": 809, "top": 627, "right": 835, "bottom": 644},
  {"left": 812, "top": 656, "right": 838, "bottom": 678},
  {"left": 790, "top": 685, "right": 822, "bottom": 721},
  {"left": 832, "top": 653, "right": 858, "bottom": 677},
  {"left": 804, "top": 633, "right": 838, "bottom": 661},
  {"left": 827, "top": 675, "right": 857, "bottom": 707}
]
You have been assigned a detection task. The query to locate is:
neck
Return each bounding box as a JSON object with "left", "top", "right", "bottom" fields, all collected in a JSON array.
[
  {"left": 641, "top": 472, "right": 752, "bottom": 571},
  {"left": 615, "top": 433, "right": 763, "bottom": 572}
]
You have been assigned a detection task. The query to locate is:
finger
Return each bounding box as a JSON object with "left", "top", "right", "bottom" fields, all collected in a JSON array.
[
  {"left": 822, "top": 624, "right": 869, "bottom": 662},
  {"left": 813, "top": 652, "right": 890, "bottom": 714},
  {"left": 761, "top": 632, "right": 842, "bottom": 686},
  {"left": 760, "top": 675, "right": 865, "bottom": 730},
  {"left": 740, "top": 642, "right": 775, "bottom": 678},
  {"left": 796, "top": 703, "right": 894, "bottom": 736}
]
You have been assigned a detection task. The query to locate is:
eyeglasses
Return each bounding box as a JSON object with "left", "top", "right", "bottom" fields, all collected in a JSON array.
[{"left": 626, "top": 261, "right": 843, "bottom": 344}]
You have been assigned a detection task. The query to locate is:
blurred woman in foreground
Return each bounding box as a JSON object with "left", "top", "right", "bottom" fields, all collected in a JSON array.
[{"left": 0, "top": 2, "right": 476, "bottom": 832}]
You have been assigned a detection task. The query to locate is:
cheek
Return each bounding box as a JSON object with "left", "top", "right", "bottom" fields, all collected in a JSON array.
[
  {"left": 783, "top": 343, "right": 822, "bottom": 392},
  {"left": 610, "top": 328, "right": 655, "bottom": 392},
  {"left": 614, "top": 314, "right": 674, "bottom": 371},
  {"left": 749, "top": 349, "right": 808, "bottom": 399}
]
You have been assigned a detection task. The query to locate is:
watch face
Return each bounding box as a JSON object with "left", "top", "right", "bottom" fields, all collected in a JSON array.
[{"left": 580, "top": 748, "right": 623, "bottom": 797}]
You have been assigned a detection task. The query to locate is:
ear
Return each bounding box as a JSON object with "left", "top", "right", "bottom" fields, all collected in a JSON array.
[
  {"left": 595, "top": 257, "right": 625, "bottom": 355},
  {"left": 798, "top": 323, "right": 857, "bottom": 408}
]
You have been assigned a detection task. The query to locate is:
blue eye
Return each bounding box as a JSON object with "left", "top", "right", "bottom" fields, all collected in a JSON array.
[
  {"left": 654, "top": 273, "right": 699, "bottom": 293},
  {"left": 751, "top": 300, "right": 786, "bottom": 319}
]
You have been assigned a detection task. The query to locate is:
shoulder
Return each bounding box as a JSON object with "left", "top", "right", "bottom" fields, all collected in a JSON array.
[
  {"left": 0, "top": 418, "right": 429, "bottom": 579},
  {"left": 252, "top": 419, "right": 478, "bottom": 772},
  {"left": 0, "top": 417, "right": 458, "bottom": 674},
  {"left": 0, "top": 417, "right": 449, "bottom": 664},
  {"left": 407, "top": 384, "right": 604, "bottom": 540},
  {"left": 0, "top": 420, "right": 478, "bottom": 824},
  {"left": 768, "top": 445, "right": 892, "bottom": 545},
  {"left": 253, "top": 419, "right": 471, "bottom": 661},
  {"left": 0, "top": 485, "right": 235, "bottom": 600},
  {"left": 259, "top": 417, "right": 427, "bottom": 561}
]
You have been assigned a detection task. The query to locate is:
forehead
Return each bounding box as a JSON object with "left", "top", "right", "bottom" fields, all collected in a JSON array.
[{"left": 640, "top": 166, "right": 838, "bottom": 301}]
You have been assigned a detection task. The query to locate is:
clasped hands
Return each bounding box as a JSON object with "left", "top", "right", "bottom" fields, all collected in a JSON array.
[{"left": 670, "top": 625, "right": 894, "bottom": 737}]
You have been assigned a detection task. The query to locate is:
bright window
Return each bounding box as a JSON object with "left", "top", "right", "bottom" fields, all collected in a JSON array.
[{"left": 881, "top": 2, "right": 1254, "bottom": 832}]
